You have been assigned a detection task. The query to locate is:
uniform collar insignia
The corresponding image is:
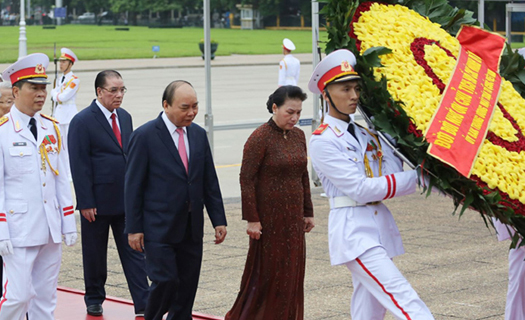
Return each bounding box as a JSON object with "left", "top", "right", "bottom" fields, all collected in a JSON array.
[{"left": 329, "top": 125, "right": 344, "bottom": 137}]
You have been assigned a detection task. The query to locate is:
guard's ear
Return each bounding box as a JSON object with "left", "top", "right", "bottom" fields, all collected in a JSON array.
[
  {"left": 321, "top": 90, "right": 329, "bottom": 103},
  {"left": 12, "top": 85, "right": 20, "bottom": 99}
]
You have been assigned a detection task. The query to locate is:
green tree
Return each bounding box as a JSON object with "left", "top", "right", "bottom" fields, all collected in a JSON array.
[{"left": 108, "top": 0, "right": 147, "bottom": 25}]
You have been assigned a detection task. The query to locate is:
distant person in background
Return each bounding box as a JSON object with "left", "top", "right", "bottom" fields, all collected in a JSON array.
[
  {"left": 0, "top": 81, "right": 13, "bottom": 117},
  {"left": 51, "top": 47, "right": 80, "bottom": 180},
  {"left": 225, "top": 85, "right": 314, "bottom": 320},
  {"left": 278, "top": 38, "right": 300, "bottom": 86}
]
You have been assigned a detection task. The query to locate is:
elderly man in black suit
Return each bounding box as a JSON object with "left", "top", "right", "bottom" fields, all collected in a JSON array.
[
  {"left": 125, "top": 80, "right": 227, "bottom": 320},
  {"left": 68, "top": 70, "right": 149, "bottom": 317}
]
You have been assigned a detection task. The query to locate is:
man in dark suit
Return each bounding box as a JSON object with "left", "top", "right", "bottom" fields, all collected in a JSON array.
[
  {"left": 68, "top": 70, "right": 149, "bottom": 317},
  {"left": 125, "top": 80, "right": 227, "bottom": 320}
]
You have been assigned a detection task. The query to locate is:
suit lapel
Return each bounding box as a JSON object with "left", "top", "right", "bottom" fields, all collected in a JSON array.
[
  {"left": 117, "top": 109, "right": 130, "bottom": 152},
  {"left": 155, "top": 115, "right": 186, "bottom": 174},
  {"left": 187, "top": 124, "right": 197, "bottom": 175},
  {"left": 91, "top": 101, "right": 121, "bottom": 149}
]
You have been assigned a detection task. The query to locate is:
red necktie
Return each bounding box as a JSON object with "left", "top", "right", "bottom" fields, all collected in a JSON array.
[
  {"left": 110, "top": 113, "right": 122, "bottom": 147},
  {"left": 176, "top": 128, "right": 188, "bottom": 173}
]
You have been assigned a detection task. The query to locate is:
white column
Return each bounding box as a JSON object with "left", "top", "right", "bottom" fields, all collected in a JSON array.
[
  {"left": 56, "top": 0, "right": 62, "bottom": 25},
  {"left": 19, "top": 0, "right": 27, "bottom": 59},
  {"left": 478, "top": 0, "right": 484, "bottom": 28},
  {"left": 203, "top": 0, "right": 213, "bottom": 152}
]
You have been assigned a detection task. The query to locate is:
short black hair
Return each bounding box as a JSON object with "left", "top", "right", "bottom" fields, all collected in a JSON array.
[
  {"left": 162, "top": 80, "right": 194, "bottom": 106},
  {"left": 94, "top": 70, "right": 122, "bottom": 96},
  {"left": 13, "top": 81, "right": 25, "bottom": 90},
  {"left": 266, "top": 85, "right": 307, "bottom": 113}
]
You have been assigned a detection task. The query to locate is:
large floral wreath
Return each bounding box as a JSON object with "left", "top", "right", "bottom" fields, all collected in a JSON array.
[{"left": 321, "top": 0, "right": 525, "bottom": 240}]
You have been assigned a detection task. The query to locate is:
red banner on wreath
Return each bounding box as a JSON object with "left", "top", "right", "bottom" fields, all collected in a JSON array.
[{"left": 425, "top": 26, "right": 505, "bottom": 177}]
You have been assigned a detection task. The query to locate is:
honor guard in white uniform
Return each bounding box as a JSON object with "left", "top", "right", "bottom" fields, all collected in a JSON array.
[
  {"left": 278, "top": 38, "right": 300, "bottom": 86},
  {"left": 50, "top": 48, "right": 80, "bottom": 179},
  {"left": 0, "top": 53, "right": 78, "bottom": 320},
  {"left": 493, "top": 219, "right": 525, "bottom": 320},
  {"left": 308, "top": 49, "right": 434, "bottom": 320}
]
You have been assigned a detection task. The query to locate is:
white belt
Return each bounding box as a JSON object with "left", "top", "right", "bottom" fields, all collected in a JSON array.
[{"left": 329, "top": 196, "right": 381, "bottom": 209}]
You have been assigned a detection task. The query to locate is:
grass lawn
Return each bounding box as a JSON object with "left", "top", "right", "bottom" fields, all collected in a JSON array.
[{"left": 0, "top": 25, "right": 328, "bottom": 63}]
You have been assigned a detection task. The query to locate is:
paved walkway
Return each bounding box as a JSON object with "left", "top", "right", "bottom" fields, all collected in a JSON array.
[
  {"left": 60, "top": 187, "right": 510, "bottom": 320},
  {"left": 0, "top": 53, "right": 314, "bottom": 73}
]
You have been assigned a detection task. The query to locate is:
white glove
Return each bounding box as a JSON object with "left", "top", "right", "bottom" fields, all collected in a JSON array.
[
  {"left": 417, "top": 170, "right": 430, "bottom": 188},
  {"left": 416, "top": 168, "right": 446, "bottom": 196},
  {"left": 0, "top": 240, "right": 14, "bottom": 256},
  {"left": 64, "top": 232, "right": 78, "bottom": 246}
]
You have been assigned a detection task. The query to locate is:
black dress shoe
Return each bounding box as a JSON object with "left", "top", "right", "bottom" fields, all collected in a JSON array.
[{"left": 86, "top": 304, "right": 103, "bottom": 316}]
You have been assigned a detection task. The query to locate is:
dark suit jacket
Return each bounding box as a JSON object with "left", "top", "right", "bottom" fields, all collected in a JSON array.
[
  {"left": 68, "top": 99, "right": 133, "bottom": 216},
  {"left": 124, "top": 113, "right": 227, "bottom": 244}
]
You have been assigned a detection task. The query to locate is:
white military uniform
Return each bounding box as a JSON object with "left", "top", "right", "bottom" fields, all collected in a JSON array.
[
  {"left": 494, "top": 219, "right": 525, "bottom": 320},
  {"left": 310, "top": 115, "right": 434, "bottom": 320},
  {"left": 50, "top": 70, "right": 79, "bottom": 125},
  {"left": 278, "top": 54, "right": 300, "bottom": 86},
  {"left": 0, "top": 106, "right": 76, "bottom": 320},
  {"left": 308, "top": 48, "right": 434, "bottom": 320},
  {"left": 50, "top": 71, "right": 79, "bottom": 179}
]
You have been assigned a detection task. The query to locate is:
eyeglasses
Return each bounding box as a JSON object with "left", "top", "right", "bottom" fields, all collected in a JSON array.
[{"left": 102, "top": 87, "right": 127, "bottom": 95}]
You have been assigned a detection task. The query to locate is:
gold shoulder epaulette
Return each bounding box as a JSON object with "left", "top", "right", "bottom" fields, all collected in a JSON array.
[
  {"left": 0, "top": 116, "right": 8, "bottom": 127},
  {"left": 40, "top": 113, "right": 60, "bottom": 124},
  {"left": 312, "top": 123, "right": 329, "bottom": 135}
]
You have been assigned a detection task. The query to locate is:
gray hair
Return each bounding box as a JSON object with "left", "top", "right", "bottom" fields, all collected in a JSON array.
[{"left": 0, "top": 81, "right": 12, "bottom": 98}]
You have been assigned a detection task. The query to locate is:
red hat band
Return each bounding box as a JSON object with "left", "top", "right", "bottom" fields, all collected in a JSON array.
[
  {"left": 317, "top": 61, "right": 358, "bottom": 92},
  {"left": 61, "top": 53, "right": 76, "bottom": 63},
  {"left": 10, "top": 65, "right": 48, "bottom": 84}
]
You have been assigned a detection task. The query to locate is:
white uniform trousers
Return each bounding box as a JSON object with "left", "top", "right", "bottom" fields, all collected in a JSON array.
[
  {"left": 346, "top": 247, "right": 434, "bottom": 320},
  {"left": 505, "top": 246, "right": 525, "bottom": 320},
  {"left": 59, "top": 122, "right": 72, "bottom": 180},
  {"left": 0, "top": 242, "right": 62, "bottom": 320}
]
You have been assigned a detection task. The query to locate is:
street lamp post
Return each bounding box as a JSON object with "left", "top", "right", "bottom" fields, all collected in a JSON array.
[
  {"left": 19, "top": 0, "right": 27, "bottom": 59},
  {"left": 478, "top": 0, "right": 485, "bottom": 28},
  {"left": 56, "top": 0, "right": 62, "bottom": 25}
]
